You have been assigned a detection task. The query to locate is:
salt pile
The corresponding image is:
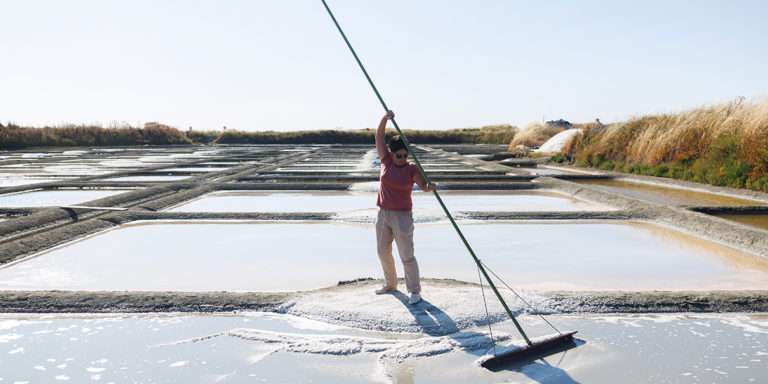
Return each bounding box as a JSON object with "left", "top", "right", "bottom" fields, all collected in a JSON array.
[
  {"left": 279, "top": 280, "right": 539, "bottom": 334},
  {"left": 536, "top": 129, "right": 582, "bottom": 153}
]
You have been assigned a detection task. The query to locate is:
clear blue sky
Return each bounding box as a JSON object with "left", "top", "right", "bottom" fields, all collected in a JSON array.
[{"left": 1, "top": 1, "right": 766, "bottom": 131}]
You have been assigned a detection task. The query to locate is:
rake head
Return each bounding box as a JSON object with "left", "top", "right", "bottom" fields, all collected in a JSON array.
[{"left": 480, "top": 331, "right": 579, "bottom": 371}]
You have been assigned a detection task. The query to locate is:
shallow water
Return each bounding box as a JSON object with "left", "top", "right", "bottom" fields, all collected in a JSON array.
[
  {"left": 284, "top": 163, "right": 360, "bottom": 167},
  {"left": 198, "top": 162, "right": 243, "bottom": 166},
  {"left": 167, "top": 190, "right": 610, "bottom": 214},
  {"left": 0, "top": 190, "right": 129, "bottom": 208},
  {"left": 714, "top": 213, "right": 768, "bottom": 232},
  {"left": 577, "top": 179, "right": 761, "bottom": 207},
  {"left": 102, "top": 175, "right": 191, "bottom": 182},
  {"left": 42, "top": 164, "right": 113, "bottom": 175},
  {"left": 159, "top": 167, "right": 231, "bottom": 173},
  {"left": 514, "top": 167, "right": 573, "bottom": 176},
  {"left": 0, "top": 175, "right": 60, "bottom": 187},
  {"left": 1, "top": 221, "right": 766, "bottom": 292},
  {"left": 97, "top": 159, "right": 146, "bottom": 168},
  {"left": 0, "top": 312, "right": 765, "bottom": 383}
]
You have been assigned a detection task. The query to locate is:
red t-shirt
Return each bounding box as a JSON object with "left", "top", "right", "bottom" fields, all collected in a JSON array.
[{"left": 377, "top": 152, "right": 419, "bottom": 211}]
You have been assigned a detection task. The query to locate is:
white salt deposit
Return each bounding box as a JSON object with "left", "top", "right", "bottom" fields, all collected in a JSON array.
[
  {"left": 357, "top": 149, "right": 380, "bottom": 172},
  {"left": 21, "top": 153, "right": 50, "bottom": 159},
  {"left": 228, "top": 327, "right": 512, "bottom": 363},
  {"left": 0, "top": 320, "right": 21, "bottom": 331},
  {"left": 62, "top": 151, "right": 88, "bottom": 156},
  {"left": 280, "top": 281, "right": 532, "bottom": 335},
  {"left": 243, "top": 313, "right": 346, "bottom": 332},
  {"left": 98, "top": 159, "right": 144, "bottom": 168},
  {"left": 719, "top": 317, "right": 768, "bottom": 334},
  {"left": 0, "top": 334, "right": 23, "bottom": 343},
  {"left": 535, "top": 129, "right": 582, "bottom": 153}
]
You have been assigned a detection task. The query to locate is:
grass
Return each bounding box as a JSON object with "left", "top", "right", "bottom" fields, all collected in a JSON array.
[
  {"left": 0, "top": 123, "right": 518, "bottom": 148},
  {"left": 562, "top": 98, "right": 768, "bottom": 192},
  {"left": 213, "top": 124, "right": 517, "bottom": 145},
  {"left": 0, "top": 122, "right": 191, "bottom": 149}
]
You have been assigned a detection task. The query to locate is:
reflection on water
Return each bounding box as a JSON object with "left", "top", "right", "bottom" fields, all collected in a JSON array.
[
  {"left": 577, "top": 179, "right": 761, "bottom": 207},
  {"left": 714, "top": 213, "right": 768, "bottom": 232},
  {"left": 0, "top": 221, "right": 765, "bottom": 292},
  {"left": 632, "top": 221, "right": 768, "bottom": 271}
]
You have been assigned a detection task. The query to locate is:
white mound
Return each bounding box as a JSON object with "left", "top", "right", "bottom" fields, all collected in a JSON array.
[
  {"left": 536, "top": 129, "right": 582, "bottom": 153},
  {"left": 280, "top": 280, "right": 540, "bottom": 335},
  {"left": 356, "top": 149, "right": 379, "bottom": 172}
]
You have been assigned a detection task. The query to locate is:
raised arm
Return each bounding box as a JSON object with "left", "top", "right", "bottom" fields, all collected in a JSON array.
[{"left": 376, "top": 110, "right": 394, "bottom": 160}]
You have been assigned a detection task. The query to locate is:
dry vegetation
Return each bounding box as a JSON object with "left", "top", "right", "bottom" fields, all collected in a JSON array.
[
  {"left": 562, "top": 98, "right": 768, "bottom": 192},
  {"left": 0, "top": 123, "right": 518, "bottom": 148},
  {"left": 508, "top": 122, "right": 565, "bottom": 150},
  {"left": 213, "top": 124, "right": 517, "bottom": 145},
  {"left": 0, "top": 122, "right": 191, "bottom": 149}
]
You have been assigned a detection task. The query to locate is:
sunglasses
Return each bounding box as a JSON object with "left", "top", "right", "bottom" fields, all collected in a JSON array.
[{"left": 395, "top": 152, "right": 408, "bottom": 159}]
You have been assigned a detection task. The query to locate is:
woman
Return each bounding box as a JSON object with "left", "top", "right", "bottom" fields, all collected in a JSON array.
[{"left": 374, "top": 110, "right": 435, "bottom": 305}]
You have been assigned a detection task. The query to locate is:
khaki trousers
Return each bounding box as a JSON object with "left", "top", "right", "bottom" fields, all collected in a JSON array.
[{"left": 376, "top": 208, "right": 421, "bottom": 294}]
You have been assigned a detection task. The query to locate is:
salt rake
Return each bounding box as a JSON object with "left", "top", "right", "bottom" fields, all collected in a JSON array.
[{"left": 321, "top": 0, "right": 579, "bottom": 368}]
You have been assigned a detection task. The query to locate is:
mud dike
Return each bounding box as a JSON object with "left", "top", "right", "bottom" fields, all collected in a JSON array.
[{"left": 1, "top": 144, "right": 767, "bottom": 314}]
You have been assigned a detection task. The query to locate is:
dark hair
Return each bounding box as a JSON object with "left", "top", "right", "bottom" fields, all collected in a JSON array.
[{"left": 388, "top": 135, "right": 407, "bottom": 153}]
